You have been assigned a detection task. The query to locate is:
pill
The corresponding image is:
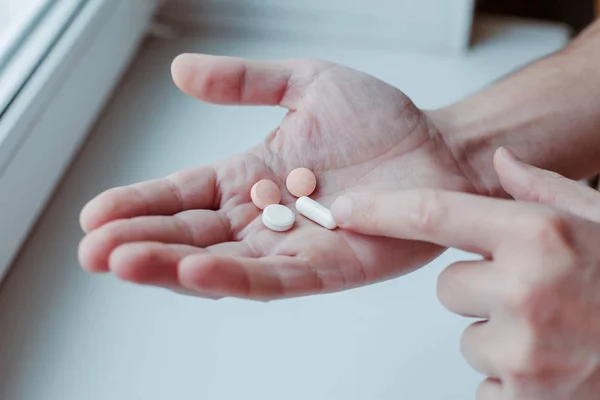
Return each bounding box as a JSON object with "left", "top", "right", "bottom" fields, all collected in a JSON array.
[
  {"left": 286, "top": 168, "right": 317, "bottom": 198},
  {"left": 250, "top": 179, "right": 281, "bottom": 209},
  {"left": 262, "top": 204, "right": 295, "bottom": 232},
  {"left": 295, "top": 196, "right": 337, "bottom": 230}
]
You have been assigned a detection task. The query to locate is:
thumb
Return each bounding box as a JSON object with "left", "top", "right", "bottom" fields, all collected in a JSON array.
[
  {"left": 170, "top": 53, "right": 311, "bottom": 109},
  {"left": 494, "top": 147, "right": 600, "bottom": 222}
]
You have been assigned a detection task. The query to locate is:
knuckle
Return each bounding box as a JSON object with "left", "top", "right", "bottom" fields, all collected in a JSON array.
[
  {"left": 503, "top": 280, "right": 537, "bottom": 314},
  {"left": 502, "top": 342, "right": 581, "bottom": 392},
  {"left": 517, "top": 211, "right": 579, "bottom": 277},
  {"left": 503, "top": 278, "right": 574, "bottom": 350},
  {"left": 507, "top": 351, "right": 594, "bottom": 393},
  {"left": 501, "top": 335, "right": 555, "bottom": 386},
  {"left": 503, "top": 280, "right": 549, "bottom": 326},
  {"left": 505, "top": 355, "right": 547, "bottom": 387},
  {"left": 409, "top": 189, "right": 444, "bottom": 235},
  {"left": 525, "top": 212, "right": 573, "bottom": 254}
]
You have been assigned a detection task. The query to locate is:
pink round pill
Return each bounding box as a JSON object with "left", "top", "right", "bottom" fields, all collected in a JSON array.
[
  {"left": 250, "top": 179, "right": 281, "bottom": 210},
  {"left": 286, "top": 168, "right": 317, "bottom": 198}
]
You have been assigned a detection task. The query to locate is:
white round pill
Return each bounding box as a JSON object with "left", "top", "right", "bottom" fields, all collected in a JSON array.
[{"left": 262, "top": 204, "right": 295, "bottom": 232}]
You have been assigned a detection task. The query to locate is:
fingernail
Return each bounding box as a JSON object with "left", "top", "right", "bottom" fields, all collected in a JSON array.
[
  {"left": 330, "top": 196, "right": 352, "bottom": 225},
  {"left": 501, "top": 147, "right": 519, "bottom": 161}
]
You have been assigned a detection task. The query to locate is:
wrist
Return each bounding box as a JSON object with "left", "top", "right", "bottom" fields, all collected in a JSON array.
[{"left": 426, "top": 107, "right": 508, "bottom": 198}]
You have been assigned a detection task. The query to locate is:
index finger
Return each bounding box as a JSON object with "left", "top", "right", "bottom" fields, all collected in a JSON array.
[{"left": 331, "top": 189, "right": 534, "bottom": 256}]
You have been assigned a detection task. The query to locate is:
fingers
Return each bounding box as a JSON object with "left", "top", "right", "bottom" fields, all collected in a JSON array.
[
  {"left": 109, "top": 243, "right": 328, "bottom": 300},
  {"left": 108, "top": 242, "right": 252, "bottom": 298},
  {"left": 178, "top": 254, "right": 322, "bottom": 300},
  {"left": 171, "top": 54, "right": 319, "bottom": 109},
  {"left": 80, "top": 166, "right": 218, "bottom": 232},
  {"left": 477, "top": 378, "right": 503, "bottom": 400},
  {"left": 110, "top": 247, "right": 323, "bottom": 300},
  {"left": 463, "top": 321, "right": 509, "bottom": 400},
  {"left": 109, "top": 242, "right": 201, "bottom": 287},
  {"left": 78, "top": 210, "right": 231, "bottom": 273},
  {"left": 494, "top": 147, "right": 600, "bottom": 222},
  {"left": 461, "top": 321, "right": 502, "bottom": 379},
  {"left": 437, "top": 261, "right": 498, "bottom": 318},
  {"left": 331, "top": 189, "right": 527, "bottom": 256}
]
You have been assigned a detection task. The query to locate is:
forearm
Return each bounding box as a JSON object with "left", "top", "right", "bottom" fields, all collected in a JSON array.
[{"left": 430, "top": 20, "right": 600, "bottom": 197}]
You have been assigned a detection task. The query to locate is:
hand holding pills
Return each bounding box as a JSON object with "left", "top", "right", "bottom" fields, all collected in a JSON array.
[{"left": 78, "top": 54, "right": 475, "bottom": 301}]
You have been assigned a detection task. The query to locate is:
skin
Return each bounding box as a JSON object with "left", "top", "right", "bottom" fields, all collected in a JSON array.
[
  {"left": 79, "top": 54, "right": 473, "bottom": 299},
  {"left": 430, "top": 20, "right": 600, "bottom": 197},
  {"left": 78, "top": 18, "right": 600, "bottom": 300},
  {"left": 331, "top": 148, "right": 600, "bottom": 400},
  {"left": 78, "top": 18, "right": 600, "bottom": 398},
  {"left": 78, "top": 20, "right": 600, "bottom": 299}
]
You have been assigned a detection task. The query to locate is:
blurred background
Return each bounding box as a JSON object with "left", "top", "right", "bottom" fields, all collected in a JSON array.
[
  {"left": 478, "top": 0, "right": 597, "bottom": 33},
  {"left": 0, "top": 1, "right": 597, "bottom": 400}
]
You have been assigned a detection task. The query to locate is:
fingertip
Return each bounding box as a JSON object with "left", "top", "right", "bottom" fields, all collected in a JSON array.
[
  {"left": 77, "top": 237, "right": 89, "bottom": 272},
  {"left": 499, "top": 146, "right": 517, "bottom": 161},
  {"left": 79, "top": 198, "right": 95, "bottom": 233},
  {"left": 78, "top": 233, "right": 110, "bottom": 274},
  {"left": 79, "top": 189, "right": 124, "bottom": 233},
  {"left": 493, "top": 146, "right": 518, "bottom": 172},
  {"left": 79, "top": 212, "right": 90, "bottom": 234},
  {"left": 493, "top": 146, "right": 531, "bottom": 196},
  {"left": 330, "top": 195, "right": 353, "bottom": 227},
  {"left": 108, "top": 243, "right": 140, "bottom": 281},
  {"left": 171, "top": 53, "right": 199, "bottom": 91},
  {"left": 331, "top": 192, "right": 389, "bottom": 236},
  {"left": 79, "top": 200, "right": 104, "bottom": 234},
  {"left": 477, "top": 378, "right": 503, "bottom": 399},
  {"left": 495, "top": 146, "right": 573, "bottom": 205}
]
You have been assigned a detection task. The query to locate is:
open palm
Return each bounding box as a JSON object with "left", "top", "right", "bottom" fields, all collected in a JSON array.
[{"left": 78, "top": 54, "right": 474, "bottom": 300}]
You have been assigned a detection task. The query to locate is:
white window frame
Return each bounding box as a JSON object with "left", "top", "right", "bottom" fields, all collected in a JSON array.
[
  {"left": 0, "top": 0, "right": 88, "bottom": 155},
  {"left": 0, "top": 0, "right": 55, "bottom": 68},
  {"left": 0, "top": 0, "right": 161, "bottom": 283}
]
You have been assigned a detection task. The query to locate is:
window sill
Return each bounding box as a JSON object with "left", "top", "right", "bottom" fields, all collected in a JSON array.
[{"left": 0, "top": 0, "right": 159, "bottom": 283}]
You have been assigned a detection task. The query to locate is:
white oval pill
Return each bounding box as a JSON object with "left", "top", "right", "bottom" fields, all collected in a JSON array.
[
  {"left": 295, "top": 196, "right": 337, "bottom": 230},
  {"left": 262, "top": 204, "right": 295, "bottom": 232}
]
